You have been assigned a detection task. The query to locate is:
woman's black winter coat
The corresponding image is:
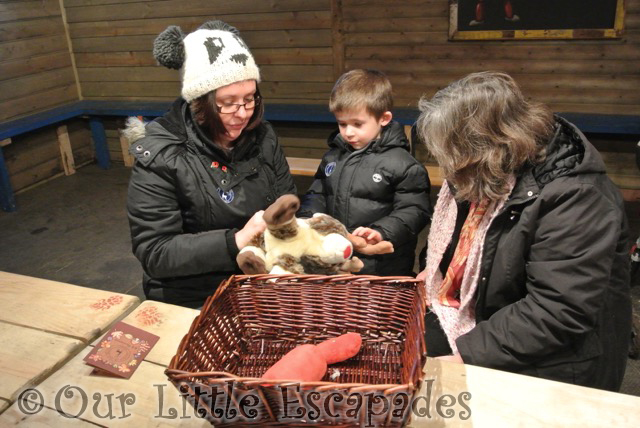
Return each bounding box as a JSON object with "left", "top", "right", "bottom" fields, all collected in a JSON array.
[
  {"left": 455, "top": 117, "right": 632, "bottom": 391},
  {"left": 127, "top": 98, "right": 296, "bottom": 308}
]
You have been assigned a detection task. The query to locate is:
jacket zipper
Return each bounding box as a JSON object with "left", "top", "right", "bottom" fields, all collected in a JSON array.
[{"left": 332, "top": 149, "right": 364, "bottom": 225}]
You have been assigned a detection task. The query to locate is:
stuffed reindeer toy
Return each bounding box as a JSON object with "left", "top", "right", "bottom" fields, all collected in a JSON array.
[{"left": 237, "top": 195, "right": 393, "bottom": 275}]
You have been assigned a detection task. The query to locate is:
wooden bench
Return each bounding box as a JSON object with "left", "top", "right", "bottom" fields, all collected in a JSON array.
[
  {"left": 0, "top": 101, "right": 172, "bottom": 212},
  {"left": 1, "top": 100, "right": 638, "bottom": 211},
  {"left": 287, "top": 156, "right": 445, "bottom": 188}
]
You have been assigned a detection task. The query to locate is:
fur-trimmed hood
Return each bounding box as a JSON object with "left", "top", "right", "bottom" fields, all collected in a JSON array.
[{"left": 122, "top": 116, "right": 147, "bottom": 145}]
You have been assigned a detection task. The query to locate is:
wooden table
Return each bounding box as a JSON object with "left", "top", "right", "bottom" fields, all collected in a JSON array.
[
  {"left": 407, "top": 358, "right": 640, "bottom": 427},
  {"left": 0, "top": 349, "right": 210, "bottom": 427},
  {"left": 1, "top": 271, "right": 639, "bottom": 426},
  {"left": 0, "top": 271, "right": 139, "bottom": 343},
  {"left": 0, "top": 299, "right": 205, "bottom": 426},
  {"left": 0, "top": 271, "right": 141, "bottom": 420},
  {"left": 0, "top": 322, "right": 83, "bottom": 403},
  {"left": 114, "top": 300, "right": 200, "bottom": 367}
]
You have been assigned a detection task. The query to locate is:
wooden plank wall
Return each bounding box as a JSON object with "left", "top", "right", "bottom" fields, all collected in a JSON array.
[
  {"left": 0, "top": 0, "right": 79, "bottom": 122},
  {"left": 2, "top": 1, "right": 639, "bottom": 194},
  {"left": 64, "top": 0, "right": 335, "bottom": 104},
  {"left": 63, "top": 0, "right": 640, "bottom": 115},
  {"left": 0, "top": 0, "right": 86, "bottom": 192},
  {"left": 342, "top": 0, "right": 640, "bottom": 115}
]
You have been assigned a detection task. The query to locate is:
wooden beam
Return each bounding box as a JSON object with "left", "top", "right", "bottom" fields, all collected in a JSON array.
[
  {"left": 119, "top": 130, "right": 134, "bottom": 167},
  {"left": 89, "top": 118, "right": 110, "bottom": 169},
  {"left": 0, "top": 145, "right": 16, "bottom": 211},
  {"left": 56, "top": 125, "right": 76, "bottom": 175},
  {"left": 0, "top": 139, "right": 11, "bottom": 147},
  {"left": 58, "top": 0, "right": 83, "bottom": 100}
]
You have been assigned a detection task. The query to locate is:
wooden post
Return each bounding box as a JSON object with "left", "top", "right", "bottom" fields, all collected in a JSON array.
[
  {"left": 119, "top": 130, "right": 135, "bottom": 167},
  {"left": 89, "top": 118, "right": 110, "bottom": 169},
  {"left": 56, "top": 125, "right": 76, "bottom": 175},
  {"left": 0, "top": 143, "right": 17, "bottom": 212}
]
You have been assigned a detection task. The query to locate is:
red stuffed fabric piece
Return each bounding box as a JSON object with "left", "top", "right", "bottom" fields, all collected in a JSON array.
[{"left": 262, "top": 333, "right": 362, "bottom": 381}]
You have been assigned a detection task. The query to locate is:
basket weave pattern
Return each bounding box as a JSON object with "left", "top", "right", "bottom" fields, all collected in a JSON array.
[{"left": 166, "top": 274, "right": 427, "bottom": 426}]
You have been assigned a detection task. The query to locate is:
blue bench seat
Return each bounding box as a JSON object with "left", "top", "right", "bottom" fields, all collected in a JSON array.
[{"left": 0, "top": 100, "right": 638, "bottom": 212}]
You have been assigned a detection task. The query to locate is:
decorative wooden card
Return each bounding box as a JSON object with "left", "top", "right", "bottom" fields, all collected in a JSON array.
[{"left": 83, "top": 321, "right": 159, "bottom": 379}]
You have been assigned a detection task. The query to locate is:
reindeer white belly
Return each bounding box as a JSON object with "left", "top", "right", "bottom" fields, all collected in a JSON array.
[{"left": 263, "top": 219, "right": 316, "bottom": 268}]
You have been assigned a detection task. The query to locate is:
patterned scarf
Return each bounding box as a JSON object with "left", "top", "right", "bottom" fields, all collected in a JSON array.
[
  {"left": 422, "top": 177, "right": 514, "bottom": 353},
  {"left": 437, "top": 200, "right": 490, "bottom": 308}
]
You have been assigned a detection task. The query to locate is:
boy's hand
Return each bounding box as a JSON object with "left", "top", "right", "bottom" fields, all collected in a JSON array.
[
  {"left": 235, "top": 210, "right": 266, "bottom": 249},
  {"left": 352, "top": 227, "right": 382, "bottom": 245}
]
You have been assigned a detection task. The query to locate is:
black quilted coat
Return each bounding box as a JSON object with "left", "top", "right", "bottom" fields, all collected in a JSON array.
[
  {"left": 127, "top": 98, "right": 296, "bottom": 308},
  {"left": 299, "top": 121, "right": 431, "bottom": 276},
  {"left": 455, "top": 117, "right": 632, "bottom": 391}
]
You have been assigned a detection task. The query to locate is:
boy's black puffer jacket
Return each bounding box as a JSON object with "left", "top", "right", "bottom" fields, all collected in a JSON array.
[{"left": 299, "top": 121, "right": 431, "bottom": 276}]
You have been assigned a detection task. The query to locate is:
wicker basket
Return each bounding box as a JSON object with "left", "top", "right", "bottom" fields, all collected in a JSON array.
[{"left": 166, "top": 274, "right": 426, "bottom": 427}]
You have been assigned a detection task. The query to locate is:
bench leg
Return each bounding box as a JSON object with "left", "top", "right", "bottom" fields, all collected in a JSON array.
[
  {"left": 89, "top": 118, "right": 110, "bottom": 169},
  {"left": 57, "top": 125, "right": 76, "bottom": 175},
  {"left": 0, "top": 145, "right": 17, "bottom": 212},
  {"left": 119, "top": 130, "right": 134, "bottom": 167}
]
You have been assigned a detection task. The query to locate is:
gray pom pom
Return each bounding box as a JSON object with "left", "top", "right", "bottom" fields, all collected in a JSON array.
[
  {"left": 198, "top": 20, "right": 240, "bottom": 35},
  {"left": 153, "top": 25, "right": 185, "bottom": 70}
]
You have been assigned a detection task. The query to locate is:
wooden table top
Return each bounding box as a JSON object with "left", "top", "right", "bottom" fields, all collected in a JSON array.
[
  {"left": 0, "top": 322, "right": 84, "bottom": 403},
  {"left": 0, "top": 348, "right": 210, "bottom": 427},
  {"left": 0, "top": 271, "right": 139, "bottom": 343},
  {"left": 0, "top": 270, "right": 638, "bottom": 426},
  {"left": 408, "top": 358, "right": 640, "bottom": 427},
  {"left": 116, "top": 300, "right": 199, "bottom": 367},
  {"left": 0, "top": 401, "right": 108, "bottom": 426}
]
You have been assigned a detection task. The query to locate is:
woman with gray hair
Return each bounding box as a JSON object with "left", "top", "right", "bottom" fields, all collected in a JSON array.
[{"left": 416, "top": 71, "right": 631, "bottom": 391}]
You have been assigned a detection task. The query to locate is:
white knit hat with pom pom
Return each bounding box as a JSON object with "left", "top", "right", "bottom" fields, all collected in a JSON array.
[{"left": 153, "top": 20, "right": 260, "bottom": 103}]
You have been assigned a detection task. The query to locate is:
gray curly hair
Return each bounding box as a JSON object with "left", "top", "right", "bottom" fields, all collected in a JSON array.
[{"left": 416, "top": 71, "right": 554, "bottom": 202}]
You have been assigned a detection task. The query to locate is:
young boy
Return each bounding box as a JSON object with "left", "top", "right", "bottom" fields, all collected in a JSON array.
[{"left": 298, "top": 69, "right": 431, "bottom": 276}]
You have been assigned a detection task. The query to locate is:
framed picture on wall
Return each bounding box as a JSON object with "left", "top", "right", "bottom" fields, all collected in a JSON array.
[{"left": 448, "top": 0, "right": 625, "bottom": 40}]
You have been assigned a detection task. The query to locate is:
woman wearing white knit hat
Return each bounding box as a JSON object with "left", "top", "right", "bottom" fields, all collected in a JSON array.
[{"left": 125, "top": 20, "right": 296, "bottom": 308}]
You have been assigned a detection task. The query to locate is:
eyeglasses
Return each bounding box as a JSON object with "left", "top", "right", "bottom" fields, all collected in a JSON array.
[{"left": 216, "top": 96, "right": 261, "bottom": 114}]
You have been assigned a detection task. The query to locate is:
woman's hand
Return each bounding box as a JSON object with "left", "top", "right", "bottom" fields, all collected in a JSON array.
[
  {"left": 352, "top": 227, "right": 383, "bottom": 245},
  {"left": 235, "top": 210, "right": 266, "bottom": 250},
  {"left": 435, "top": 354, "right": 464, "bottom": 364}
]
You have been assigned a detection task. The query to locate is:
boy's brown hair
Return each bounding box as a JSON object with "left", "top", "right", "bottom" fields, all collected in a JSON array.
[{"left": 329, "top": 69, "right": 393, "bottom": 119}]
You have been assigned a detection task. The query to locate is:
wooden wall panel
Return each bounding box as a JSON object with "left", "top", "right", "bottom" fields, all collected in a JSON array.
[
  {"left": 66, "top": 0, "right": 638, "bottom": 114},
  {"left": 65, "top": 0, "right": 333, "bottom": 103},
  {"left": 341, "top": 0, "right": 640, "bottom": 115},
  {"left": 0, "top": 0, "right": 83, "bottom": 194},
  {"left": 0, "top": 0, "right": 79, "bottom": 122}
]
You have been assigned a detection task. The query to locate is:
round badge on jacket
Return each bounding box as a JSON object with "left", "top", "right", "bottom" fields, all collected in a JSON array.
[
  {"left": 325, "top": 162, "right": 336, "bottom": 177},
  {"left": 217, "top": 188, "right": 235, "bottom": 204},
  {"left": 372, "top": 173, "right": 382, "bottom": 183}
]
